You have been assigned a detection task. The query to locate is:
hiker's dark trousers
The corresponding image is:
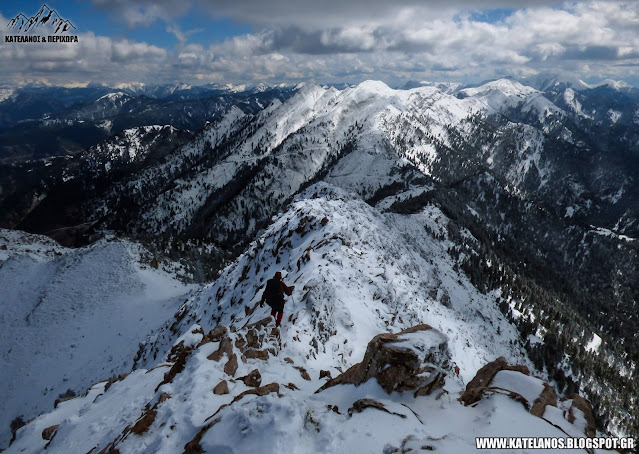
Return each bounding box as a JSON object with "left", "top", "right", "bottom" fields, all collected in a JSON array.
[{"left": 271, "top": 310, "right": 283, "bottom": 326}]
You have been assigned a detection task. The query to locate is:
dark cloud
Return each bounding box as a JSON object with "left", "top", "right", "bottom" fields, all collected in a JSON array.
[
  {"left": 91, "top": 0, "right": 565, "bottom": 27},
  {"left": 561, "top": 45, "right": 623, "bottom": 61},
  {"left": 431, "top": 64, "right": 461, "bottom": 72}
]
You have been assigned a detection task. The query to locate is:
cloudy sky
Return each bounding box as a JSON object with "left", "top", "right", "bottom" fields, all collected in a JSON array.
[{"left": 1, "top": 0, "right": 638, "bottom": 88}]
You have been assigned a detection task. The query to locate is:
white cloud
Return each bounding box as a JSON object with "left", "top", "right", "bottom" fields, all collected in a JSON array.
[
  {"left": 111, "top": 40, "right": 167, "bottom": 62},
  {"left": 3, "top": 2, "right": 639, "bottom": 87},
  {"left": 0, "top": 17, "right": 169, "bottom": 85}
]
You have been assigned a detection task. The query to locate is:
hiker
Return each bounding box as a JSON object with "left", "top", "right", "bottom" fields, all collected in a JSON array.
[{"left": 260, "top": 271, "right": 294, "bottom": 327}]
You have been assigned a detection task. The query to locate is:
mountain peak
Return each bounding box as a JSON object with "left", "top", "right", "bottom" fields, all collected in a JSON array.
[
  {"left": 520, "top": 72, "right": 591, "bottom": 92},
  {"left": 402, "top": 80, "right": 461, "bottom": 93},
  {"left": 96, "top": 92, "right": 130, "bottom": 103},
  {"left": 594, "top": 79, "right": 632, "bottom": 90},
  {"left": 113, "top": 82, "right": 146, "bottom": 91},
  {"left": 355, "top": 79, "right": 393, "bottom": 94},
  {"left": 465, "top": 78, "right": 538, "bottom": 96}
]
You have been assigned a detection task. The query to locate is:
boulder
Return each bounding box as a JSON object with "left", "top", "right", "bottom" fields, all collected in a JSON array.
[
  {"left": 462, "top": 358, "right": 597, "bottom": 438},
  {"left": 245, "top": 349, "right": 269, "bottom": 360},
  {"left": 213, "top": 380, "right": 229, "bottom": 395},
  {"left": 42, "top": 424, "right": 60, "bottom": 441},
  {"left": 224, "top": 353, "right": 238, "bottom": 376},
  {"left": 198, "top": 326, "right": 228, "bottom": 346},
  {"left": 317, "top": 324, "right": 450, "bottom": 396},
  {"left": 239, "top": 369, "right": 262, "bottom": 387},
  {"left": 207, "top": 337, "right": 233, "bottom": 362},
  {"left": 460, "top": 357, "right": 530, "bottom": 406}
]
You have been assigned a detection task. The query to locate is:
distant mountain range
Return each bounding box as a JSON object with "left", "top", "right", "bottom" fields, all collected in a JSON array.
[
  {"left": 7, "top": 4, "right": 76, "bottom": 34},
  {"left": 0, "top": 83, "right": 298, "bottom": 164}
]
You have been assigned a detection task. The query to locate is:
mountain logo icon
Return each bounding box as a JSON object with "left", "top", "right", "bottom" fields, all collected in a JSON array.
[{"left": 7, "top": 4, "right": 76, "bottom": 34}]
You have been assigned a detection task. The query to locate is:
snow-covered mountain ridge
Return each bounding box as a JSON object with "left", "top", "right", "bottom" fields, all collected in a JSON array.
[
  {"left": 4, "top": 184, "right": 617, "bottom": 453},
  {"left": 137, "top": 184, "right": 528, "bottom": 381},
  {"left": 108, "top": 78, "right": 559, "bottom": 240}
]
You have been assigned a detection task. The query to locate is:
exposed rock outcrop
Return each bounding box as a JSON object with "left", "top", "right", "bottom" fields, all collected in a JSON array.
[
  {"left": 295, "top": 366, "right": 312, "bottom": 381},
  {"left": 41, "top": 424, "right": 60, "bottom": 441},
  {"left": 246, "top": 329, "right": 260, "bottom": 349},
  {"left": 155, "top": 341, "right": 194, "bottom": 392},
  {"left": 213, "top": 380, "right": 229, "bottom": 395},
  {"left": 198, "top": 326, "right": 228, "bottom": 347},
  {"left": 239, "top": 369, "right": 262, "bottom": 387},
  {"left": 317, "top": 324, "right": 450, "bottom": 396},
  {"left": 224, "top": 353, "right": 238, "bottom": 376},
  {"left": 564, "top": 394, "right": 597, "bottom": 438},
  {"left": 130, "top": 407, "right": 157, "bottom": 435},
  {"left": 460, "top": 356, "right": 530, "bottom": 406},
  {"left": 461, "top": 357, "right": 597, "bottom": 438},
  {"left": 530, "top": 383, "right": 558, "bottom": 417},
  {"left": 244, "top": 349, "right": 269, "bottom": 360},
  {"left": 183, "top": 417, "right": 221, "bottom": 454},
  {"left": 348, "top": 398, "right": 406, "bottom": 418},
  {"left": 319, "top": 370, "right": 332, "bottom": 380},
  {"left": 207, "top": 337, "right": 233, "bottom": 361}
]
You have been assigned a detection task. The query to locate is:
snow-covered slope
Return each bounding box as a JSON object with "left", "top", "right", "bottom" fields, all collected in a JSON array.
[
  {"left": 4, "top": 184, "right": 615, "bottom": 453},
  {"left": 0, "top": 230, "right": 194, "bottom": 448},
  {"left": 145, "top": 183, "right": 528, "bottom": 381},
  {"left": 42, "top": 91, "right": 133, "bottom": 124},
  {"left": 459, "top": 79, "right": 563, "bottom": 122},
  {"left": 113, "top": 76, "right": 589, "bottom": 245},
  {"left": 521, "top": 73, "right": 592, "bottom": 92},
  {"left": 0, "top": 88, "right": 15, "bottom": 103},
  {"left": 120, "top": 79, "right": 492, "bottom": 239},
  {"left": 85, "top": 125, "right": 180, "bottom": 171}
]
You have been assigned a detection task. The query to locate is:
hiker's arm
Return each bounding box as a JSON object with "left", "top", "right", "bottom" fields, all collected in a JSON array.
[{"left": 283, "top": 283, "right": 294, "bottom": 296}]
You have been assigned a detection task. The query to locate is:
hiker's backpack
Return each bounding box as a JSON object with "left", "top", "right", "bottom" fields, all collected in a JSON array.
[{"left": 264, "top": 278, "right": 282, "bottom": 307}]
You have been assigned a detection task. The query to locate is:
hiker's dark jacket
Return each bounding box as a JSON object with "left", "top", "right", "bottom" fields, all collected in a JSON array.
[{"left": 263, "top": 278, "right": 293, "bottom": 312}]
